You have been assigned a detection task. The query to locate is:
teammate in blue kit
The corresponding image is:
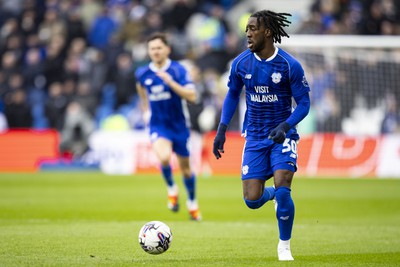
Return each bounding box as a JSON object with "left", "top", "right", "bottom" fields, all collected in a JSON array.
[
  {"left": 213, "top": 10, "right": 311, "bottom": 260},
  {"left": 135, "top": 32, "right": 201, "bottom": 221}
]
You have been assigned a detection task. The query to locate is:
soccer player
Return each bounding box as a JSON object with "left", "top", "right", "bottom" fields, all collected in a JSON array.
[
  {"left": 135, "top": 32, "right": 201, "bottom": 221},
  {"left": 213, "top": 10, "right": 311, "bottom": 260}
]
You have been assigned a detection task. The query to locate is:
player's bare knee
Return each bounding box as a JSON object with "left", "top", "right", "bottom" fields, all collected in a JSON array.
[
  {"left": 182, "top": 169, "right": 192, "bottom": 178},
  {"left": 275, "top": 180, "right": 292, "bottom": 188},
  {"left": 243, "top": 190, "right": 262, "bottom": 201},
  {"left": 179, "top": 163, "right": 191, "bottom": 177},
  {"left": 160, "top": 159, "right": 170, "bottom": 167},
  {"left": 242, "top": 179, "right": 264, "bottom": 201},
  {"left": 274, "top": 169, "right": 294, "bottom": 188}
]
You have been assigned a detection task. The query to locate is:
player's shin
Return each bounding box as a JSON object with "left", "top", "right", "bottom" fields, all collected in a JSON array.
[
  {"left": 275, "top": 186, "right": 295, "bottom": 240},
  {"left": 184, "top": 174, "right": 201, "bottom": 221},
  {"left": 183, "top": 174, "right": 196, "bottom": 201},
  {"left": 163, "top": 165, "right": 179, "bottom": 212},
  {"left": 161, "top": 165, "right": 174, "bottom": 187}
]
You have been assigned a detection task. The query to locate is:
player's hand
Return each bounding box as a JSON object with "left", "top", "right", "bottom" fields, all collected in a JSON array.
[
  {"left": 268, "top": 122, "right": 290, "bottom": 144},
  {"left": 213, "top": 123, "right": 228, "bottom": 159},
  {"left": 156, "top": 71, "right": 173, "bottom": 85}
]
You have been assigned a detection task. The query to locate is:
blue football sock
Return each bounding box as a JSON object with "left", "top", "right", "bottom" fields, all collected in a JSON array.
[
  {"left": 161, "top": 165, "right": 174, "bottom": 187},
  {"left": 264, "top": 186, "right": 275, "bottom": 201},
  {"left": 183, "top": 174, "right": 196, "bottom": 201},
  {"left": 275, "top": 186, "right": 295, "bottom": 241}
]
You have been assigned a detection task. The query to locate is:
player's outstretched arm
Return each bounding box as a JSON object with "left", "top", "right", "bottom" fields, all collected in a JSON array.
[{"left": 213, "top": 123, "right": 228, "bottom": 159}]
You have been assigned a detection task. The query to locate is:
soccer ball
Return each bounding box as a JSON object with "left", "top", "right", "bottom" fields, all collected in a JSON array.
[{"left": 138, "top": 221, "right": 173, "bottom": 255}]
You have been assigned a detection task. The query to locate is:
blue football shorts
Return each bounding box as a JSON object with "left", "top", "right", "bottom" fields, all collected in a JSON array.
[
  {"left": 149, "top": 127, "right": 190, "bottom": 157},
  {"left": 241, "top": 136, "right": 299, "bottom": 181}
]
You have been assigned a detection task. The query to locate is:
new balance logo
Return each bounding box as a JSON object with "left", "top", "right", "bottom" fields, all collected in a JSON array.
[
  {"left": 245, "top": 74, "right": 252, "bottom": 79},
  {"left": 280, "top": 216, "right": 290, "bottom": 220}
]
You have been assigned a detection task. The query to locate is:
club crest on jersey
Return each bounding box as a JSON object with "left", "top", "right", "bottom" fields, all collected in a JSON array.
[
  {"left": 242, "top": 165, "right": 249, "bottom": 175},
  {"left": 271, "top": 72, "right": 282, "bottom": 84},
  {"left": 145, "top": 79, "right": 153, "bottom": 85},
  {"left": 245, "top": 74, "right": 252, "bottom": 79}
]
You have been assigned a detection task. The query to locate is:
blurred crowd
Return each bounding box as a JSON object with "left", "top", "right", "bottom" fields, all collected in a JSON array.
[
  {"left": 298, "top": 0, "right": 400, "bottom": 35},
  {"left": 0, "top": 0, "right": 399, "bottom": 157}
]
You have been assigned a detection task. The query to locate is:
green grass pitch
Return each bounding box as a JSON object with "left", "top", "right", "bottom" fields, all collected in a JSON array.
[{"left": 0, "top": 172, "right": 399, "bottom": 267}]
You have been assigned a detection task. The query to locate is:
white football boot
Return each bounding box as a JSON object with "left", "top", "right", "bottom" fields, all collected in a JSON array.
[{"left": 278, "top": 239, "right": 294, "bottom": 261}]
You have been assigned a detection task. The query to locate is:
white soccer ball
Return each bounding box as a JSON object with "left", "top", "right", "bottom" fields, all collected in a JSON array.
[{"left": 138, "top": 221, "right": 173, "bottom": 255}]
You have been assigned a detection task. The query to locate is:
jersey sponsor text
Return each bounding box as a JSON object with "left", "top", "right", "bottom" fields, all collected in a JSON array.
[
  {"left": 250, "top": 94, "right": 278, "bottom": 103},
  {"left": 254, "top": 86, "right": 270, "bottom": 93},
  {"left": 148, "top": 91, "right": 172, "bottom": 101}
]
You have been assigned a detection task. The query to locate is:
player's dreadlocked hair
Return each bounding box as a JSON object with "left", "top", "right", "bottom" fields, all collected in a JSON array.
[{"left": 250, "top": 10, "right": 292, "bottom": 44}]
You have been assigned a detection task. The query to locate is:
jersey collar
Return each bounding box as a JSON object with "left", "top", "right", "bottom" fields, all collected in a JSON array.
[
  {"left": 149, "top": 58, "right": 171, "bottom": 72},
  {"left": 253, "top": 47, "right": 279, "bottom": 62}
]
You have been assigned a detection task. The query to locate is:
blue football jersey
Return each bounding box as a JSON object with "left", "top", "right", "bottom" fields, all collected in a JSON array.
[
  {"left": 226, "top": 47, "right": 310, "bottom": 140},
  {"left": 135, "top": 59, "right": 193, "bottom": 134}
]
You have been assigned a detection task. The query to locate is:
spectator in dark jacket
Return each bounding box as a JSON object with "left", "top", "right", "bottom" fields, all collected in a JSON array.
[{"left": 4, "top": 89, "right": 32, "bottom": 128}]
